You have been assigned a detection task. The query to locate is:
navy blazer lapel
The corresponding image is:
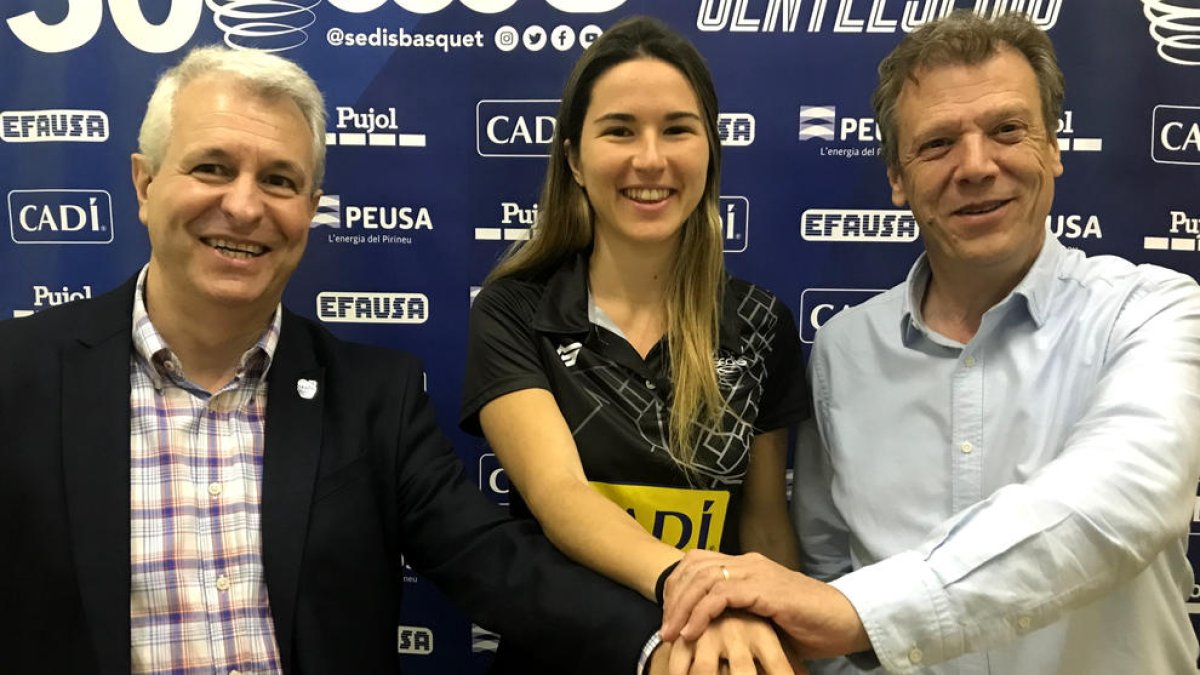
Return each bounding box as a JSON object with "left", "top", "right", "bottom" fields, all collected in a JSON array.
[
  {"left": 261, "top": 310, "right": 325, "bottom": 670},
  {"left": 61, "top": 277, "right": 137, "bottom": 675}
]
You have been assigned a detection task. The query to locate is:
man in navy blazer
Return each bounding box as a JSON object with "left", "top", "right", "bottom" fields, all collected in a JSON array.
[{"left": 0, "top": 45, "right": 671, "bottom": 674}]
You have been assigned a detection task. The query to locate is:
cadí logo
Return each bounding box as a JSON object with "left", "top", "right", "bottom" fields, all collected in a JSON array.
[{"left": 9, "top": 189, "right": 114, "bottom": 245}]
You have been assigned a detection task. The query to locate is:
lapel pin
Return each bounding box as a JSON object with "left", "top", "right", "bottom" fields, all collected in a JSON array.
[{"left": 297, "top": 378, "right": 318, "bottom": 400}]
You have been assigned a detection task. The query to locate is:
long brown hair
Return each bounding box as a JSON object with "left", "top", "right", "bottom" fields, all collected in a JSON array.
[{"left": 486, "top": 16, "right": 726, "bottom": 477}]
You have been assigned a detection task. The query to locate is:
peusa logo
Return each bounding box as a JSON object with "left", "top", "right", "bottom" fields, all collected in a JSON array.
[
  {"left": 9, "top": 190, "right": 113, "bottom": 244},
  {"left": 718, "top": 113, "right": 755, "bottom": 147},
  {"left": 1152, "top": 105, "right": 1200, "bottom": 165},
  {"left": 799, "top": 288, "right": 883, "bottom": 343},
  {"left": 1047, "top": 214, "right": 1102, "bottom": 240},
  {"left": 477, "top": 99, "right": 559, "bottom": 158},
  {"left": 800, "top": 209, "right": 918, "bottom": 243},
  {"left": 8, "top": 0, "right": 319, "bottom": 54},
  {"left": 397, "top": 625, "right": 434, "bottom": 656},
  {"left": 697, "top": 0, "right": 1061, "bottom": 33},
  {"left": 478, "top": 453, "right": 510, "bottom": 505},
  {"left": 720, "top": 196, "right": 749, "bottom": 253},
  {"left": 1, "top": 110, "right": 109, "bottom": 143},
  {"left": 328, "top": 106, "right": 426, "bottom": 149},
  {"left": 316, "top": 292, "right": 429, "bottom": 324},
  {"left": 309, "top": 195, "right": 433, "bottom": 230}
]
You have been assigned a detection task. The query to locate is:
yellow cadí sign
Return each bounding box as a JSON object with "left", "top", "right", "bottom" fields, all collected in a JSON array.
[{"left": 589, "top": 482, "right": 730, "bottom": 551}]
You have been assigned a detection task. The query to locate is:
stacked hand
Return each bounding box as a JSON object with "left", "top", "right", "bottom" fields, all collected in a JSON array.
[{"left": 659, "top": 551, "right": 871, "bottom": 663}]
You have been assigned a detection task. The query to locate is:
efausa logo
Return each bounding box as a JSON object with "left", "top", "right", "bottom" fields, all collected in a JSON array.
[
  {"left": 316, "top": 292, "right": 429, "bottom": 324},
  {"left": 1, "top": 109, "right": 109, "bottom": 143},
  {"left": 476, "top": 99, "right": 560, "bottom": 158},
  {"left": 800, "top": 209, "right": 918, "bottom": 243},
  {"left": 9, "top": 189, "right": 113, "bottom": 244},
  {"left": 718, "top": 113, "right": 755, "bottom": 147},
  {"left": 397, "top": 625, "right": 434, "bottom": 656}
]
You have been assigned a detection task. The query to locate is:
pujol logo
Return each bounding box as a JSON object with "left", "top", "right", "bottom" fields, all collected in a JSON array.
[
  {"left": 475, "top": 201, "right": 537, "bottom": 241},
  {"left": 9, "top": 189, "right": 113, "bottom": 244},
  {"left": 328, "top": 106, "right": 426, "bottom": 149},
  {"left": 1055, "top": 110, "right": 1102, "bottom": 153},
  {"left": 1144, "top": 210, "right": 1200, "bottom": 253},
  {"left": 0, "top": 110, "right": 109, "bottom": 143},
  {"left": 12, "top": 284, "right": 95, "bottom": 318}
]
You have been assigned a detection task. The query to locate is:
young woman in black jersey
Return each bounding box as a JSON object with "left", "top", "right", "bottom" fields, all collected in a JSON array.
[{"left": 461, "top": 16, "right": 810, "bottom": 674}]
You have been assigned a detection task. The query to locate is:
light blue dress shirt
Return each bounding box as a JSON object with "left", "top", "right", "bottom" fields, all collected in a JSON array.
[{"left": 794, "top": 236, "right": 1200, "bottom": 674}]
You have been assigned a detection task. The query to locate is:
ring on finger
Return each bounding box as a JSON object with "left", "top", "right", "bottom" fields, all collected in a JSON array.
[{"left": 720, "top": 565, "right": 731, "bottom": 582}]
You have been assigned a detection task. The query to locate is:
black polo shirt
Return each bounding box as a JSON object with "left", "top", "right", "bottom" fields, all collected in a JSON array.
[{"left": 461, "top": 253, "right": 809, "bottom": 553}]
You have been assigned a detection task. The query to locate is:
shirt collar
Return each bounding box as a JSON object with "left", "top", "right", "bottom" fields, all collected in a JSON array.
[
  {"left": 130, "top": 264, "right": 282, "bottom": 390},
  {"left": 900, "top": 235, "right": 1065, "bottom": 344},
  {"left": 531, "top": 251, "right": 741, "bottom": 351},
  {"left": 531, "top": 252, "right": 602, "bottom": 335}
]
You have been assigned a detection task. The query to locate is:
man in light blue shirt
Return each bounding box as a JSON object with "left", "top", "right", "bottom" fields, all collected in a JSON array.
[{"left": 658, "top": 10, "right": 1200, "bottom": 674}]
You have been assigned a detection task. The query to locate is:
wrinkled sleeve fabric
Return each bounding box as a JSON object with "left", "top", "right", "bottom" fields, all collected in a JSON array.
[
  {"left": 793, "top": 339, "right": 853, "bottom": 584},
  {"left": 459, "top": 280, "right": 549, "bottom": 436},
  {"left": 831, "top": 273, "right": 1200, "bottom": 673}
]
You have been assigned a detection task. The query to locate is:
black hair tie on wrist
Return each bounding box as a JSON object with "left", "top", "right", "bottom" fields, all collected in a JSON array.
[{"left": 655, "top": 560, "right": 681, "bottom": 607}]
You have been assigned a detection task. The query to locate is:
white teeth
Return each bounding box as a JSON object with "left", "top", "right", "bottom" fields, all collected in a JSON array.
[
  {"left": 205, "top": 237, "right": 266, "bottom": 257},
  {"left": 960, "top": 201, "right": 1004, "bottom": 215},
  {"left": 623, "top": 188, "right": 671, "bottom": 202}
]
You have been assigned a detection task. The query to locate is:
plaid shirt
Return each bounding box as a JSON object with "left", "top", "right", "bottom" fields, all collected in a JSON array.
[{"left": 129, "top": 268, "right": 283, "bottom": 675}]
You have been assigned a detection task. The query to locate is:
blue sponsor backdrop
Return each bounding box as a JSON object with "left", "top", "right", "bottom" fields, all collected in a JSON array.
[{"left": 3, "top": 0, "right": 1199, "bottom": 672}]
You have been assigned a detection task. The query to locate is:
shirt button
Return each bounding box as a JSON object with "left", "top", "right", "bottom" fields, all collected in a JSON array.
[
  {"left": 645, "top": 380, "right": 656, "bottom": 390},
  {"left": 1017, "top": 615, "right": 1032, "bottom": 631},
  {"left": 960, "top": 441, "right": 974, "bottom": 454},
  {"left": 216, "top": 575, "right": 231, "bottom": 592},
  {"left": 908, "top": 647, "right": 924, "bottom": 664},
  {"left": 208, "top": 482, "right": 223, "bottom": 497},
  {"left": 964, "top": 355, "right": 977, "bottom": 367}
]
